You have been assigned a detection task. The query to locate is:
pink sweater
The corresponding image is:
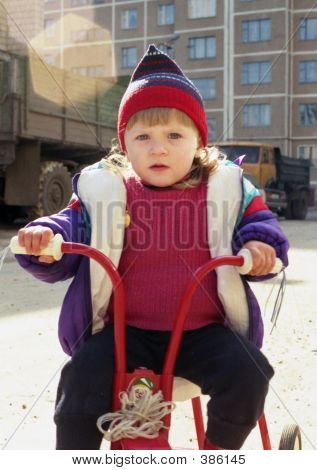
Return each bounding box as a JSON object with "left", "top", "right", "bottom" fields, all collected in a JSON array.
[{"left": 106, "top": 175, "right": 225, "bottom": 330}]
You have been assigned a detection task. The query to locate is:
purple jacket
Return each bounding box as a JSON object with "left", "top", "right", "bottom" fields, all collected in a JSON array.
[{"left": 16, "top": 168, "right": 289, "bottom": 356}]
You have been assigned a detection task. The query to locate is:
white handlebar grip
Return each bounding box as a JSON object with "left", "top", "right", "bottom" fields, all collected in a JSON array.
[
  {"left": 9, "top": 233, "right": 64, "bottom": 261},
  {"left": 237, "top": 248, "right": 253, "bottom": 275},
  {"left": 268, "top": 257, "right": 283, "bottom": 274},
  {"left": 237, "top": 248, "right": 283, "bottom": 275}
]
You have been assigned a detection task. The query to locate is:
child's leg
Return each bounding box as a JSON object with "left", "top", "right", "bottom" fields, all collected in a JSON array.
[
  {"left": 54, "top": 325, "right": 164, "bottom": 450},
  {"left": 54, "top": 326, "right": 115, "bottom": 450},
  {"left": 175, "top": 324, "right": 274, "bottom": 450}
]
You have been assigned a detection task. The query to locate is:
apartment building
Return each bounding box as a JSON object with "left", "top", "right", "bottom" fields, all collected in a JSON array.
[
  {"left": 2, "top": 0, "right": 317, "bottom": 167},
  {"left": 234, "top": 0, "right": 317, "bottom": 167},
  {"left": 0, "top": 3, "right": 8, "bottom": 50},
  {"left": 1, "top": 0, "right": 44, "bottom": 55}
]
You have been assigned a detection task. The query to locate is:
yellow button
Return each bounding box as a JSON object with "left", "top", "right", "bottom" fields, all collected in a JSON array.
[{"left": 125, "top": 211, "right": 131, "bottom": 228}]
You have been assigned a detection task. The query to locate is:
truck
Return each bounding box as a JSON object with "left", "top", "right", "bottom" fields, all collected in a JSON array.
[
  {"left": 0, "top": 49, "right": 128, "bottom": 220},
  {"left": 217, "top": 142, "right": 312, "bottom": 220}
]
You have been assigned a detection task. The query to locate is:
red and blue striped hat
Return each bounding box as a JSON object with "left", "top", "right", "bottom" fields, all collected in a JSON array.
[{"left": 118, "top": 44, "right": 208, "bottom": 151}]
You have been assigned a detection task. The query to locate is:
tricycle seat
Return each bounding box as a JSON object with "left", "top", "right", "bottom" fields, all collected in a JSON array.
[{"left": 173, "top": 377, "right": 201, "bottom": 401}]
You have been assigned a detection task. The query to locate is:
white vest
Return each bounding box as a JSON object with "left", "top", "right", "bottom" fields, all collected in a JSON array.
[{"left": 77, "top": 162, "right": 250, "bottom": 339}]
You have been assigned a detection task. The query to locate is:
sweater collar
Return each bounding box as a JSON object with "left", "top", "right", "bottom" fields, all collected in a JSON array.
[{"left": 139, "top": 170, "right": 192, "bottom": 189}]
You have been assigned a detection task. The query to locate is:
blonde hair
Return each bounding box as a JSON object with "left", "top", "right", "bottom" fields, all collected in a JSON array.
[{"left": 105, "top": 108, "right": 223, "bottom": 189}]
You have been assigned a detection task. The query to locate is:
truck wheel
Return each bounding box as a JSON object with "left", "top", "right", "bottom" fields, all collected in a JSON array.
[
  {"left": 292, "top": 191, "right": 308, "bottom": 220},
  {"left": 284, "top": 200, "right": 293, "bottom": 220},
  {"left": 28, "top": 161, "right": 72, "bottom": 219}
]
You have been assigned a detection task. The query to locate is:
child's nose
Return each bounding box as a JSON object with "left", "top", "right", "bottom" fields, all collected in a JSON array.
[{"left": 150, "top": 140, "right": 168, "bottom": 155}]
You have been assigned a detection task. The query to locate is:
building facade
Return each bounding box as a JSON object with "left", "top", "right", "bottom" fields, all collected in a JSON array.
[
  {"left": 2, "top": 0, "right": 317, "bottom": 167},
  {"left": 1, "top": 0, "right": 44, "bottom": 54}
]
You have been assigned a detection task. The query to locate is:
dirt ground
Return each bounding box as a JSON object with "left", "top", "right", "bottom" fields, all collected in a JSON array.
[{"left": 0, "top": 212, "right": 316, "bottom": 450}]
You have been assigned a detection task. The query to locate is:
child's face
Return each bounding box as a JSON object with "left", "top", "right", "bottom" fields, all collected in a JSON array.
[{"left": 124, "top": 114, "right": 202, "bottom": 187}]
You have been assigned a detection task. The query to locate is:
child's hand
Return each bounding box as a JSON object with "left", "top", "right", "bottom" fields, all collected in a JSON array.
[
  {"left": 18, "top": 226, "right": 55, "bottom": 263},
  {"left": 242, "top": 240, "right": 276, "bottom": 276}
]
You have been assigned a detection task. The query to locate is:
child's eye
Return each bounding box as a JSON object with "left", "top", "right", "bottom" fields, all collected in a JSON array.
[
  {"left": 136, "top": 134, "right": 149, "bottom": 140},
  {"left": 169, "top": 133, "right": 181, "bottom": 139}
]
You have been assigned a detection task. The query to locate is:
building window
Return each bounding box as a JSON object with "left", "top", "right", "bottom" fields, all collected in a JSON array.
[
  {"left": 71, "top": 28, "right": 105, "bottom": 43},
  {"left": 72, "top": 67, "right": 89, "bottom": 76},
  {"left": 71, "top": 0, "right": 88, "bottom": 6},
  {"left": 93, "top": 66, "right": 106, "bottom": 77},
  {"left": 91, "top": 28, "right": 105, "bottom": 41},
  {"left": 121, "top": 9, "right": 138, "bottom": 29},
  {"left": 189, "top": 37, "right": 216, "bottom": 59},
  {"left": 297, "top": 145, "right": 317, "bottom": 166},
  {"left": 158, "top": 4, "right": 175, "bottom": 25},
  {"left": 242, "top": 19, "right": 271, "bottom": 43},
  {"left": 242, "top": 62, "right": 271, "bottom": 85},
  {"left": 122, "top": 47, "right": 137, "bottom": 68},
  {"left": 188, "top": 0, "right": 216, "bottom": 19},
  {"left": 157, "top": 43, "right": 175, "bottom": 58},
  {"left": 299, "top": 104, "right": 317, "bottom": 126},
  {"left": 71, "top": 0, "right": 104, "bottom": 5},
  {"left": 44, "top": 19, "right": 54, "bottom": 38},
  {"left": 242, "top": 104, "right": 271, "bottom": 127},
  {"left": 191, "top": 77, "right": 216, "bottom": 100},
  {"left": 71, "top": 66, "right": 106, "bottom": 77},
  {"left": 43, "top": 55, "right": 54, "bottom": 65},
  {"left": 299, "top": 60, "right": 317, "bottom": 83},
  {"left": 71, "top": 30, "right": 87, "bottom": 42},
  {"left": 207, "top": 117, "right": 216, "bottom": 141},
  {"left": 299, "top": 18, "right": 317, "bottom": 41},
  {"left": 157, "top": 43, "right": 169, "bottom": 54}
]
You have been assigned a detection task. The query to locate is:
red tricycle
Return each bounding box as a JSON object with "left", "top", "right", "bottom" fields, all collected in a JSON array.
[{"left": 10, "top": 235, "right": 302, "bottom": 450}]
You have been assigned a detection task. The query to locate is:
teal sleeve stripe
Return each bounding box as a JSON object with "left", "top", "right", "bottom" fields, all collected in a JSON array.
[
  {"left": 241, "top": 177, "right": 260, "bottom": 216},
  {"left": 223, "top": 160, "right": 261, "bottom": 227},
  {"left": 223, "top": 161, "right": 260, "bottom": 222}
]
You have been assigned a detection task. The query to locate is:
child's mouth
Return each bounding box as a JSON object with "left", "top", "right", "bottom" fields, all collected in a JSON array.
[{"left": 150, "top": 164, "right": 169, "bottom": 171}]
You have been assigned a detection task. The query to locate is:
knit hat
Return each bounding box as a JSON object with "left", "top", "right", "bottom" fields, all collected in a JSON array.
[{"left": 117, "top": 44, "right": 208, "bottom": 151}]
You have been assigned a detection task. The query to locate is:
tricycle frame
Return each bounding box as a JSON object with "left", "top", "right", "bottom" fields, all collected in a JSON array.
[{"left": 61, "top": 241, "right": 273, "bottom": 450}]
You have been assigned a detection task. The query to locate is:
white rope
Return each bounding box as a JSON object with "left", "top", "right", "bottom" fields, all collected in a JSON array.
[{"left": 96, "top": 388, "right": 176, "bottom": 442}]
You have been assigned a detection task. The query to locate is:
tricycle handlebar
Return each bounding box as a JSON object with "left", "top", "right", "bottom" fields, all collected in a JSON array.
[
  {"left": 10, "top": 234, "right": 283, "bottom": 275},
  {"left": 10, "top": 235, "right": 284, "bottom": 396}
]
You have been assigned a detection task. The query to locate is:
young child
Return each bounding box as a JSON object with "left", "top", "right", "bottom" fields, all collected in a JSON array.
[{"left": 15, "top": 45, "right": 289, "bottom": 450}]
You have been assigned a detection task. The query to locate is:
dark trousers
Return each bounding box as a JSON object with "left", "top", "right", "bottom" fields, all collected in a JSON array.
[{"left": 54, "top": 323, "right": 274, "bottom": 450}]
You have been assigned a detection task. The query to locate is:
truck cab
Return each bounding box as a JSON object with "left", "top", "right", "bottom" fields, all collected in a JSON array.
[
  {"left": 216, "top": 141, "right": 276, "bottom": 188},
  {"left": 216, "top": 141, "right": 311, "bottom": 220}
]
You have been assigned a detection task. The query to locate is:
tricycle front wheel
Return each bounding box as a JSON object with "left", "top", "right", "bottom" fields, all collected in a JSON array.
[{"left": 279, "top": 424, "right": 302, "bottom": 450}]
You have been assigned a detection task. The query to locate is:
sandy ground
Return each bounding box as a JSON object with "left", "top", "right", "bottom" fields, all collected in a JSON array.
[{"left": 0, "top": 212, "right": 316, "bottom": 451}]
